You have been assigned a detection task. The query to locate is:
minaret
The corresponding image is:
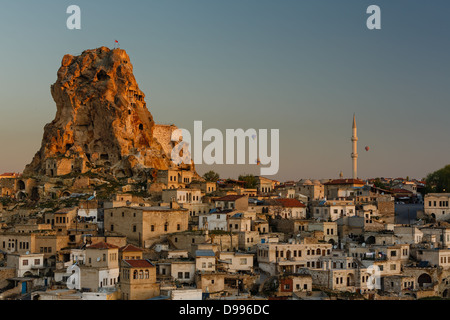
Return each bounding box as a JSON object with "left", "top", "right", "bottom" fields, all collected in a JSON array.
[{"left": 351, "top": 114, "right": 358, "bottom": 179}]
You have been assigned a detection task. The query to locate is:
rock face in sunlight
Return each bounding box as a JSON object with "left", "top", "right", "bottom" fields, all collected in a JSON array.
[{"left": 23, "top": 47, "right": 194, "bottom": 179}]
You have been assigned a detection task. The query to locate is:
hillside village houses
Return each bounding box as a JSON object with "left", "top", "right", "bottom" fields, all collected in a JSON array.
[{"left": 0, "top": 166, "right": 450, "bottom": 301}]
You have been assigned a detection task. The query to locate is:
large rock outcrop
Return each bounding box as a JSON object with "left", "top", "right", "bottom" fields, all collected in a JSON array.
[{"left": 24, "top": 47, "right": 193, "bottom": 179}]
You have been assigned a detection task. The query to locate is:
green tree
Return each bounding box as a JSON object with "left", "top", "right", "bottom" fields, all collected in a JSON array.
[
  {"left": 202, "top": 170, "right": 220, "bottom": 182},
  {"left": 425, "top": 165, "right": 450, "bottom": 193},
  {"left": 373, "top": 178, "right": 386, "bottom": 189},
  {"left": 238, "top": 174, "right": 258, "bottom": 189}
]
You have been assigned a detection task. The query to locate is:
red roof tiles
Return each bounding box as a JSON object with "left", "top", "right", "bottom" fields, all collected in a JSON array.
[
  {"left": 88, "top": 242, "right": 119, "bottom": 250},
  {"left": 216, "top": 195, "right": 246, "bottom": 201},
  {"left": 123, "top": 259, "right": 154, "bottom": 268},
  {"left": 272, "top": 198, "right": 306, "bottom": 208},
  {"left": 120, "top": 244, "right": 143, "bottom": 252}
]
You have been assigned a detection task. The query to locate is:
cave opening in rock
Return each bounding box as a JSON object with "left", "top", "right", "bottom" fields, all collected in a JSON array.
[{"left": 97, "top": 70, "right": 110, "bottom": 81}]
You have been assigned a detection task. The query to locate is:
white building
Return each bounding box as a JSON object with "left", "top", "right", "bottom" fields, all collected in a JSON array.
[
  {"left": 162, "top": 188, "right": 202, "bottom": 204},
  {"left": 311, "top": 200, "right": 356, "bottom": 221},
  {"left": 198, "top": 211, "right": 228, "bottom": 231},
  {"left": 218, "top": 252, "right": 254, "bottom": 273},
  {"left": 424, "top": 193, "right": 450, "bottom": 221},
  {"left": 195, "top": 250, "right": 216, "bottom": 272},
  {"left": 7, "top": 253, "right": 45, "bottom": 277}
]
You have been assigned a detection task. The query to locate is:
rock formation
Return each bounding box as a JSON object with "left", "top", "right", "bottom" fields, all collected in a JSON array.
[{"left": 23, "top": 47, "right": 194, "bottom": 179}]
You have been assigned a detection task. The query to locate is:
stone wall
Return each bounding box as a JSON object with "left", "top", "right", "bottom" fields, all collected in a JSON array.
[
  {"left": 0, "top": 268, "right": 16, "bottom": 289},
  {"left": 153, "top": 124, "right": 177, "bottom": 158}
]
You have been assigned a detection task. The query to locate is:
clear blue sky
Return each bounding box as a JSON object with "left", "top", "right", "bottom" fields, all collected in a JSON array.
[{"left": 0, "top": 0, "right": 449, "bottom": 181}]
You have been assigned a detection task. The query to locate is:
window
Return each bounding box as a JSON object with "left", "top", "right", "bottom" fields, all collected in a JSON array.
[
  {"left": 34, "top": 259, "right": 40, "bottom": 265},
  {"left": 178, "top": 272, "right": 183, "bottom": 279},
  {"left": 151, "top": 225, "right": 155, "bottom": 232},
  {"left": 184, "top": 272, "right": 190, "bottom": 279},
  {"left": 133, "top": 225, "right": 137, "bottom": 232},
  {"left": 23, "top": 259, "right": 28, "bottom": 266}
]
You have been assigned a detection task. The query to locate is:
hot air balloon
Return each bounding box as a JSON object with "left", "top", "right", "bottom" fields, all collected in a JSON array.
[{"left": 365, "top": 146, "right": 370, "bottom": 152}]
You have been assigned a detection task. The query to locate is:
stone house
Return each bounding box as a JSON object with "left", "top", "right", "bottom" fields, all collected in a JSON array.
[
  {"left": 104, "top": 205, "right": 189, "bottom": 247},
  {"left": 119, "top": 244, "right": 143, "bottom": 260},
  {"left": 79, "top": 242, "right": 120, "bottom": 292},
  {"left": 162, "top": 188, "right": 202, "bottom": 204},
  {"left": 276, "top": 274, "right": 312, "bottom": 297},
  {"left": 268, "top": 198, "right": 307, "bottom": 219},
  {"left": 215, "top": 195, "right": 249, "bottom": 211},
  {"left": 311, "top": 200, "right": 356, "bottom": 221},
  {"left": 195, "top": 250, "right": 216, "bottom": 273},
  {"left": 424, "top": 193, "right": 450, "bottom": 221},
  {"left": 218, "top": 251, "right": 254, "bottom": 273},
  {"left": 120, "top": 259, "right": 159, "bottom": 300},
  {"left": 256, "top": 240, "right": 332, "bottom": 275},
  {"left": 6, "top": 253, "right": 45, "bottom": 277}
]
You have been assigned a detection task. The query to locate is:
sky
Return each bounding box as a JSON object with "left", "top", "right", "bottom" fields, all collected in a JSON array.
[{"left": 0, "top": 0, "right": 449, "bottom": 182}]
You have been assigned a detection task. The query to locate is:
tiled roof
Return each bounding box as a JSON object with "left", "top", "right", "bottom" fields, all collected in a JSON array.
[
  {"left": 272, "top": 198, "right": 306, "bottom": 208},
  {"left": 87, "top": 242, "right": 119, "bottom": 250},
  {"left": 123, "top": 259, "right": 154, "bottom": 268},
  {"left": 216, "top": 195, "right": 246, "bottom": 201},
  {"left": 120, "top": 244, "right": 143, "bottom": 252}
]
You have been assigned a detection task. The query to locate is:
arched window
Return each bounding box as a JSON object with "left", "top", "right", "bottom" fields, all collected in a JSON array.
[
  {"left": 133, "top": 270, "right": 138, "bottom": 279},
  {"left": 139, "top": 270, "right": 144, "bottom": 279},
  {"left": 316, "top": 248, "right": 321, "bottom": 255},
  {"left": 145, "top": 270, "right": 149, "bottom": 279}
]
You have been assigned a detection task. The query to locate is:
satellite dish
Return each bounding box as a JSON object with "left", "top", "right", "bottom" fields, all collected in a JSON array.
[
  {"left": 25, "top": 251, "right": 30, "bottom": 255},
  {"left": 362, "top": 243, "right": 366, "bottom": 247},
  {"left": 97, "top": 257, "right": 101, "bottom": 262}
]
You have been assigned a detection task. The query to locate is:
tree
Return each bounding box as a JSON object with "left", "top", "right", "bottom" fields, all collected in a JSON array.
[
  {"left": 425, "top": 165, "right": 450, "bottom": 194},
  {"left": 373, "top": 178, "right": 387, "bottom": 190},
  {"left": 202, "top": 170, "right": 220, "bottom": 182},
  {"left": 238, "top": 174, "right": 258, "bottom": 189}
]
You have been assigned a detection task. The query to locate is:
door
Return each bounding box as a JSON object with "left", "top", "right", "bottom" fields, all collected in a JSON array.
[{"left": 21, "top": 282, "right": 27, "bottom": 294}]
